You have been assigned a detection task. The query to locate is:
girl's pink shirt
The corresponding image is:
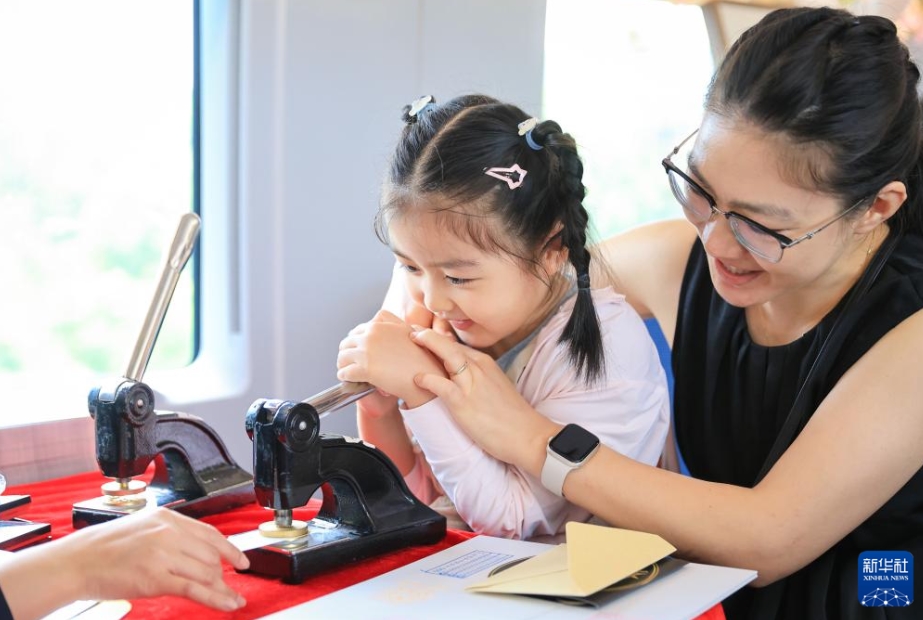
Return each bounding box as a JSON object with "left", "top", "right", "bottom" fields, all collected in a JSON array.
[{"left": 401, "top": 287, "right": 671, "bottom": 541}]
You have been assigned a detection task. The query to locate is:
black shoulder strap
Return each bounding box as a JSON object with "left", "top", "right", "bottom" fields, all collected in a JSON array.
[{"left": 754, "top": 231, "right": 902, "bottom": 484}]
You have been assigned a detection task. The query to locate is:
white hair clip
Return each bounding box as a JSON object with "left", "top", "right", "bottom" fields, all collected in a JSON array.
[
  {"left": 484, "top": 164, "right": 528, "bottom": 190},
  {"left": 408, "top": 95, "right": 435, "bottom": 120},
  {"left": 517, "top": 118, "right": 543, "bottom": 150},
  {"left": 517, "top": 118, "right": 538, "bottom": 136}
]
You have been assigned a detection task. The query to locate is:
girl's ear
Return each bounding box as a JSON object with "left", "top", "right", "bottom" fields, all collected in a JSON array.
[
  {"left": 855, "top": 180, "right": 906, "bottom": 234},
  {"left": 540, "top": 223, "right": 569, "bottom": 273}
]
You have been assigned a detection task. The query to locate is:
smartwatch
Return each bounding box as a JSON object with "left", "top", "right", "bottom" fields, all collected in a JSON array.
[{"left": 540, "top": 423, "right": 600, "bottom": 498}]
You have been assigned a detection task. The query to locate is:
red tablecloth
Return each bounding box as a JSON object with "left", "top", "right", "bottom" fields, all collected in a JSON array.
[{"left": 8, "top": 471, "right": 726, "bottom": 619}]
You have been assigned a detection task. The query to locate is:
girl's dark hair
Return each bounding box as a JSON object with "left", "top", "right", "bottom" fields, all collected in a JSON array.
[
  {"left": 706, "top": 7, "right": 923, "bottom": 234},
  {"left": 376, "top": 94, "right": 604, "bottom": 383}
]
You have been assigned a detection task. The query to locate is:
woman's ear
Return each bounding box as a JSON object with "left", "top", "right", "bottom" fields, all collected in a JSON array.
[{"left": 855, "top": 180, "right": 906, "bottom": 234}]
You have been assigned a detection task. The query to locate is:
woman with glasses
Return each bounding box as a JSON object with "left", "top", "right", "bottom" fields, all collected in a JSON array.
[{"left": 397, "top": 7, "right": 923, "bottom": 620}]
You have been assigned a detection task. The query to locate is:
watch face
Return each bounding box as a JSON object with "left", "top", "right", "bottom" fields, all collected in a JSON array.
[{"left": 549, "top": 424, "right": 600, "bottom": 462}]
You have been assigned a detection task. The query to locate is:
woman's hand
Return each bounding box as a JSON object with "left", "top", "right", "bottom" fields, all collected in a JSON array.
[
  {"left": 76, "top": 508, "right": 248, "bottom": 606},
  {"left": 0, "top": 508, "right": 249, "bottom": 620},
  {"left": 337, "top": 310, "right": 446, "bottom": 408},
  {"left": 409, "top": 327, "right": 559, "bottom": 476}
]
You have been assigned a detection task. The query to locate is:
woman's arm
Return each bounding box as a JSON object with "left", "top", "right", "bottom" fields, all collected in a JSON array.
[
  {"left": 593, "top": 219, "right": 696, "bottom": 344},
  {"left": 401, "top": 399, "right": 538, "bottom": 538},
  {"left": 402, "top": 325, "right": 670, "bottom": 539},
  {"left": 0, "top": 508, "right": 249, "bottom": 620},
  {"left": 410, "top": 308, "right": 923, "bottom": 585}
]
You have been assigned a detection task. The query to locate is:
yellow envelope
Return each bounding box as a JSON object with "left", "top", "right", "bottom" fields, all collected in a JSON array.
[{"left": 466, "top": 522, "right": 676, "bottom": 597}]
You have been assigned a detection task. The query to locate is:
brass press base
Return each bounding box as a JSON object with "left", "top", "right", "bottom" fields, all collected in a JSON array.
[{"left": 259, "top": 519, "right": 309, "bottom": 538}]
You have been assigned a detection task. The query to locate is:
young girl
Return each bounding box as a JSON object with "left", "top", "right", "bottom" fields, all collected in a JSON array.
[{"left": 336, "top": 94, "right": 670, "bottom": 541}]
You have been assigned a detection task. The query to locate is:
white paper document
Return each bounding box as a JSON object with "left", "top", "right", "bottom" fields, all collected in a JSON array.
[
  {"left": 39, "top": 600, "right": 131, "bottom": 620},
  {"left": 259, "top": 534, "right": 756, "bottom": 620},
  {"left": 228, "top": 528, "right": 304, "bottom": 553}
]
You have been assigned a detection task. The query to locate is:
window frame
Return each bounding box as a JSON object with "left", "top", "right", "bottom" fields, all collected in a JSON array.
[{"left": 0, "top": 0, "right": 243, "bottom": 484}]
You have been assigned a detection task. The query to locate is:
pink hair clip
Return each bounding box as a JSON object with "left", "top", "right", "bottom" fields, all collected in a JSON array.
[{"left": 484, "top": 163, "right": 528, "bottom": 190}]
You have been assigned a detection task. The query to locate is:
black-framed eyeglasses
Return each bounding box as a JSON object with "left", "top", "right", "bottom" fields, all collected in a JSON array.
[{"left": 661, "top": 129, "right": 867, "bottom": 263}]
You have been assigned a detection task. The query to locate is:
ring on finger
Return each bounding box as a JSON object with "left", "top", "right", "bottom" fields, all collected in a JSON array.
[{"left": 452, "top": 361, "right": 469, "bottom": 376}]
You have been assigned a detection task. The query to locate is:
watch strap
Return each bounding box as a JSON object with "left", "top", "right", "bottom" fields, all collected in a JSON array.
[{"left": 541, "top": 451, "right": 573, "bottom": 498}]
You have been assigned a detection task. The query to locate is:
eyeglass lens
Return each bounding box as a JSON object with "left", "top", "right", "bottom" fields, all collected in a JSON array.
[{"left": 667, "top": 169, "right": 783, "bottom": 262}]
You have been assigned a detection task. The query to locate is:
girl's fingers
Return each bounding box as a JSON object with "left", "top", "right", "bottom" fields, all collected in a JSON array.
[
  {"left": 339, "top": 334, "right": 360, "bottom": 350},
  {"left": 373, "top": 309, "right": 403, "bottom": 324},
  {"left": 346, "top": 323, "right": 368, "bottom": 338},
  {"left": 337, "top": 346, "right": 369, "bottom": 374},
  {"left": 431, "top": 316, "right": 456, "bottom": 338},
  {"left": 337, "top": 366, "right": 361, "bottom": 382},
  {"left": 403, "top": 302, "right": 435, "bottom": 330},
  {"left": 410, "top": 328, "right": 464, "bottom": 363},
  {"left": 336, "top": 347, "right": 358, "bottom": 368}
]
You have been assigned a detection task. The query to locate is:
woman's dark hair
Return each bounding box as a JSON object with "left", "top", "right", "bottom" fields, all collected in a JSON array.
[
  {"left": 706, "top": 6, "right": 923, "bottom": 234},
  {"left": 376, "top": 94, "right": 604, "bottom": 383}
]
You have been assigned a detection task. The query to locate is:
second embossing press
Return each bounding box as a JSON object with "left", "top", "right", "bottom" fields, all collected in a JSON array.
[
  {"left": 72, "top": 214, "right": 253, "bottom": 528},
  {"left": 234, "top": 382, "right": 446, "bottom": 583}
]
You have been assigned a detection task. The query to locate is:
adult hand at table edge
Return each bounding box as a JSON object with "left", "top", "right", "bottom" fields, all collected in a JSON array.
[{"left": 0, "top": 508, "right": 250, "bottom": 620}]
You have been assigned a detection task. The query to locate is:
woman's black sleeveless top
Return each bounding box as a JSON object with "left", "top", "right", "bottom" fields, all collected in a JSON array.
[{"left": 673, "top": 233, "right": 923, "bottom": 620}]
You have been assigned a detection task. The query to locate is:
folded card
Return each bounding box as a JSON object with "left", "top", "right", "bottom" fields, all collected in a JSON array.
[{"left": 466, "top": 522, "right": 676, "bottom": 598}]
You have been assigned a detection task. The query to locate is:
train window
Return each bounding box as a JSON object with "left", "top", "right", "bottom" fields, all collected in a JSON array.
[
  {"left": 543, "top": 0, "right": 715, "bottom": 238},
  {"left": 0, "top": 1, "right": 197, "bottom": 423}
]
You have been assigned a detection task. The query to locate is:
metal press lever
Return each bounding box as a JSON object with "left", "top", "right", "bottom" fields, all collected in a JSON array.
[
  {"left": 306, "top": 382, "right": 375, "bottom": 418},
  {"left": 125, "top": 212, "right": 200, "bottom": 383},
  {"left": 102, "top": 212, "right": 200, "bottom": 499},
  {"left": 75, "top": 211, "right": 254, "bottom": 527}
]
